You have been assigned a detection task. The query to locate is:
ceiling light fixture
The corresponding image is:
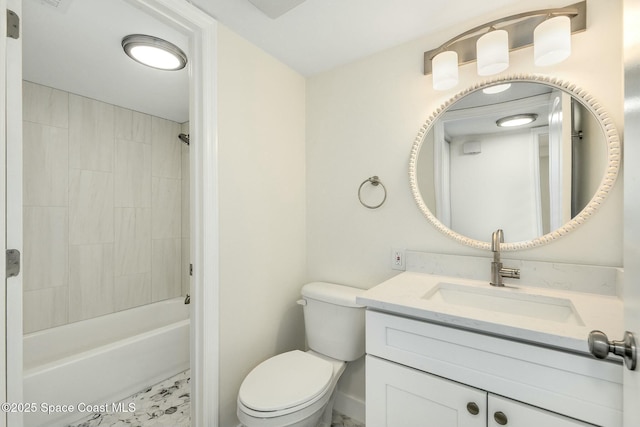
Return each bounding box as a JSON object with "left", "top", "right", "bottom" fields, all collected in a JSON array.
[
  {"left": 496, "top": 113, "right": 538, "bottom": 128},
  {"left": 122, "top": 34, "right": 187, "bottom": 71},
  {"left": 424, "top": 1, "right": 585, "bottom": 91}
]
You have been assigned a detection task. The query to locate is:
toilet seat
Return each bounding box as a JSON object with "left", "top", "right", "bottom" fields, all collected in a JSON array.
[{"left": 238, "top": 350, "right": 333, "bottom": 415}]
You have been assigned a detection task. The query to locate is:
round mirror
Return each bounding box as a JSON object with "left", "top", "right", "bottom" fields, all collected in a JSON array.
[{"left": 409, "top": 75, "right": 620, "bottom": 250}]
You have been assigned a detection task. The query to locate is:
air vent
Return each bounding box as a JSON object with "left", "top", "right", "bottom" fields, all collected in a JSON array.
[{"left": 247, "top": 0, "right": 306, "bottom": 19}]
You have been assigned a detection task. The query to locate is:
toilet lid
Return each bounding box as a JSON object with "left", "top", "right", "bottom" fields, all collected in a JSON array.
[{"left": 238, "top": 350, "right": 333, "bottom": 412}]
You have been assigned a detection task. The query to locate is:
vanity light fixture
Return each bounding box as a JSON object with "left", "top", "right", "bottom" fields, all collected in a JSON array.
[
  {"left": 122, "top": 34, "right": 187, "bottom": 71},
  {"left": 425, "top": 1, "right": 586, "bottom": 90},
  {"left": 496, "top": 113, "right": 538, "bottom": 128}
]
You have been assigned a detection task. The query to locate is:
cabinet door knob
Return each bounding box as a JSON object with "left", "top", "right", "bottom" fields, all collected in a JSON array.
[
  {"left": 494, "top": 411, "right": 508, "bottom": 425},
  {"left": 466, "top": 402, "right": 479, "bottom": 415}
]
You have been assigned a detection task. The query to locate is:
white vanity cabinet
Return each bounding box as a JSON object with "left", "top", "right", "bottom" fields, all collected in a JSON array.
[
  {"left": 365, "top": 310, "right": 622, "bottom": 427},
  {"left": 367, "top": 356, "right": 592, "bottom": 427}
]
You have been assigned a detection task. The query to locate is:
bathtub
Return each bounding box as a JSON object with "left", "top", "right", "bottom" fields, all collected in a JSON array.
[{"left": 23, "top": 297, "right": 190, "bottom": 427}]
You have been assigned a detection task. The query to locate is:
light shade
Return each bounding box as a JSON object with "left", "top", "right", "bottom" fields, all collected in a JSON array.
[
  {"left": 534, "top": 16, "right": 571, "bottom": 66},
  {"left": 476, "top": 29, "right": 509, "bottom": 76},
  {"left": 122, "top": 34, "right": 187, "bottom": 71},
  {"left": 432, "top": 51, "right": 459, "bottom": 91}
]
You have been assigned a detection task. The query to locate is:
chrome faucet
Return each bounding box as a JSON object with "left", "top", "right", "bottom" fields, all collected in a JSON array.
[{"left": 490, "top": 229, "right": 520, "bottom": 287}]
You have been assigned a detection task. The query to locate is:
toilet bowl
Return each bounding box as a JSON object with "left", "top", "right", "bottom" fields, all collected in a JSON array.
[
  {"left": 237, "top": 350, "right": 346, "bottom": 427},
  {"left": 237, "top": 282, "right": 365, "bottom": 427}
]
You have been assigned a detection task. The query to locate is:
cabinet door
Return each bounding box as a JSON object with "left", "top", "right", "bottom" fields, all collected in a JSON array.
[
  {"left": 366, "top": 356, "right": 486, "bottom": 427},
  {"left": 488, "top": 394, "right": 595, "bottom": 427}
]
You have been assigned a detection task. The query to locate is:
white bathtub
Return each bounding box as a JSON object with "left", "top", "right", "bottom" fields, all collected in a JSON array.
[{"left": 23, "top": 298, "right": 190, "bottom": 427}]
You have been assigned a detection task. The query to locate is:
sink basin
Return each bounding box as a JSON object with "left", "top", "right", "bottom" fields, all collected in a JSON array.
[{"left": 422, "top": 282, "right": 585, "bottom": 326}]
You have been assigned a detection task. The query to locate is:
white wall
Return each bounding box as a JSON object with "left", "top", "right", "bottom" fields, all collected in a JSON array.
[
  {"left": 306, "top": 0, "right": 622, "bottom": 415},
  {"left": 216, "top": 25, "right": 307, "bottom": 427}
]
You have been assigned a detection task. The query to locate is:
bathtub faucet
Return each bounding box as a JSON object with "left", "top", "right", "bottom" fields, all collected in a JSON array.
[{"left": 490, "top": 229, "right": 520, "bottom": 287}]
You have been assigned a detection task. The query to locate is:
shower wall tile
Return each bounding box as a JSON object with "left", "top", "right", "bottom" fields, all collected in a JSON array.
[
  {"left": 181, "top": 142, "right": 190, "bottom": 238},
  {"left": 152, "top": 177, "right": 181, "bottom": 239},
  {"left": 115, "top": 208, "right": 151, "bottom": 277},
  {"left": 114, "top": 273, "right": 151, "bottom": 311},
  {"left": 23, "top": 287, "right": 69, "bottom": 334},
  {"left": 69, "top": 94, "right": 115, "bottom": 172},
  {"left": 23, "top": 122, "right": 69, "bottom": 207},
  {"left": 152, "top": 238, "right": 182, "bottom": 302},
  {"left": 69, "top": 244, "right": 115, "bottom": 322},
  {"left": 115, "top": 107, "right": 152, "bottom": 145},
  {"left": 23, "top": 81, "right": 68, "bottom": 128},
  {"left": 69, "top": 169, "right": 114, "bottom": 244},
  {"left": 23, "top": 206, "right": 68, "bottom": 291},
  {"left": 152, "top": 117, "right": 182, "bottom": 179},
  {"left": 23, "top": 82, "right": 188, "bottom": 332},
  {"left": 115, "top": 138, "right": 151, "bottom": 207},
  {"left": 182, "top": 238, "right": 190, "bottom": 297}
]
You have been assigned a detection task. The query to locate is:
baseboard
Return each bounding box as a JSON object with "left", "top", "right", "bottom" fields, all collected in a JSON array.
[{"left": 333, "top": 390, "right": 365, "bottom": 423}]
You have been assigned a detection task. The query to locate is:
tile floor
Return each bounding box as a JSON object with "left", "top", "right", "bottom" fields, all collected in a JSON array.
[{"left": 68, "top": 370, "right": 364, "bottom": 427}]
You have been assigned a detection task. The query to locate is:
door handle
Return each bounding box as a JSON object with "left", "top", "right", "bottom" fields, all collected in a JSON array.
[{"left": 588, "top": 330, "right": 637, "bottom": 370}]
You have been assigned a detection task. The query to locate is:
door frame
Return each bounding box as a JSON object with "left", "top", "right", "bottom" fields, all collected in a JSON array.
[
  {"left": 2, "top": 0, "right": 221, "bottom": 426},
  {"left": 623, "top": 0, "right": 640, "bottom": 425},
  {"left": 129, "top": 2, "right": 220, "bottom": 425}
]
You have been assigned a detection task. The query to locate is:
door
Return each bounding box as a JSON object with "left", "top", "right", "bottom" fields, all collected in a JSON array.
[
  {"left": 623, "top": 0, "right": 640, "bottom": 425},
  {"left": 366, "top": 355, "right": 486, "bottom": 427}
]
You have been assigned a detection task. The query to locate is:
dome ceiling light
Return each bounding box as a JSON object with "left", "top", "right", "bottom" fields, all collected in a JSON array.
[
  {"left": 122, "top": 34, "right": 187, "bottom": 71},
  {"left": 496, "top": 113, "right": 538, "bottom": 128}
]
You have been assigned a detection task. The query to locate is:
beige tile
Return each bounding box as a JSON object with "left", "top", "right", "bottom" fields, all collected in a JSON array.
[
  {"left": 114, "top": 273, "right": 151, "bottom": 311},
  {"left": 132, "top": 111, "right": 152, "bottom": 144},
  {"left": 69, "top": 169, "right": 114, "bottom": 244},
  {"left": 69, "top": 94, "right": 115, "bottom": 172},
  {"left": 23, "top": 122, "right": 69, "bottom": 206},
  {"left": 151, "top": 239, "right": 181, "bottom": 302},
  {"left": 115, "top": 107, "right": 133, "bottom": 140},
  {"left": 152, "top": 177, "right": 181, "bottom": 239},
  {"left": 114, "top": 208, "right": 151, "bottom": 277},
  {"left": 22, "top": 81, "right": 69, "bottom": 128},
  {"left": 151, "top": 116, "right": 181, "bottom": 179},
  {"left": 181, "top": 143, "right": 190, "bottom": 238},
  {"left": 115, "top": 139, "right": 151, "bottom": 207},
  {"left": 23, "top": 207, "right": 68, "bottom": 291},
  {"left": 182, "top": 238, "right": 190, "bottom": 296},
  {"left": 68, "top": 244, "right": 114, "bottom": 322},
  {"left": 23, "top": 287, "right": 68, "bottom": 333}
]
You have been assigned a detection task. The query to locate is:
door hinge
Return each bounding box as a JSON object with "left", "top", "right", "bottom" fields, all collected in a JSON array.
[
  {"left": 7, "top": 9, "right": 19, "bottom": 39},
  {"left": 189, "top": 263, "right": 193, "bottom": 276},
  {"left": 6, "top": 249, "right": 20, "bottom": 278}
]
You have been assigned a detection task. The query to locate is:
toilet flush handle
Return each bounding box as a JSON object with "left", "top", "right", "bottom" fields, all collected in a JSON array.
[{"left": 296, "top": 299, "right": 307, "bottom": 306}]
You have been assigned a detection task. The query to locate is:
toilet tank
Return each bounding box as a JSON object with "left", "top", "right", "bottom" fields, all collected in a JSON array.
[{"left": 300, "top": 282, "right": 366, "bottom": 362}]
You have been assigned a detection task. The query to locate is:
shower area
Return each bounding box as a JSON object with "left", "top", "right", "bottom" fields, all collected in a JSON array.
[{"left": 20, "top": 1, "right": 191, "bottom": 426}]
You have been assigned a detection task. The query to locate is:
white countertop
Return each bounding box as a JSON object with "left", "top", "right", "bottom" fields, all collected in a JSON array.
[{"left": 356, "top": 271, "right": 623, "bottom": 354}]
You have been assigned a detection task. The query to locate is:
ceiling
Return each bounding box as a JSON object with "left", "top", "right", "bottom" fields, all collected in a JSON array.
[{"left": 22, "top": 0, "right": 571, "bottom": 123}]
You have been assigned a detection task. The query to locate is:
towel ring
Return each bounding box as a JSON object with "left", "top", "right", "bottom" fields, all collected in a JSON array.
[{"left": 358, "top": 176, "right": 387, "bottom": 209}]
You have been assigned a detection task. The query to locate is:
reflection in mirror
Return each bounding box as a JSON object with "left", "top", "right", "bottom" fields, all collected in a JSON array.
[{"left": 410, "top": 77, "right": 619, "bottom": 250}]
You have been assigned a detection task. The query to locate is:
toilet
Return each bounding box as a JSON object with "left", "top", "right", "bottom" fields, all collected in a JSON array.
[{"left": 237, "top": 282, "right": 366, "bottom": 427}]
